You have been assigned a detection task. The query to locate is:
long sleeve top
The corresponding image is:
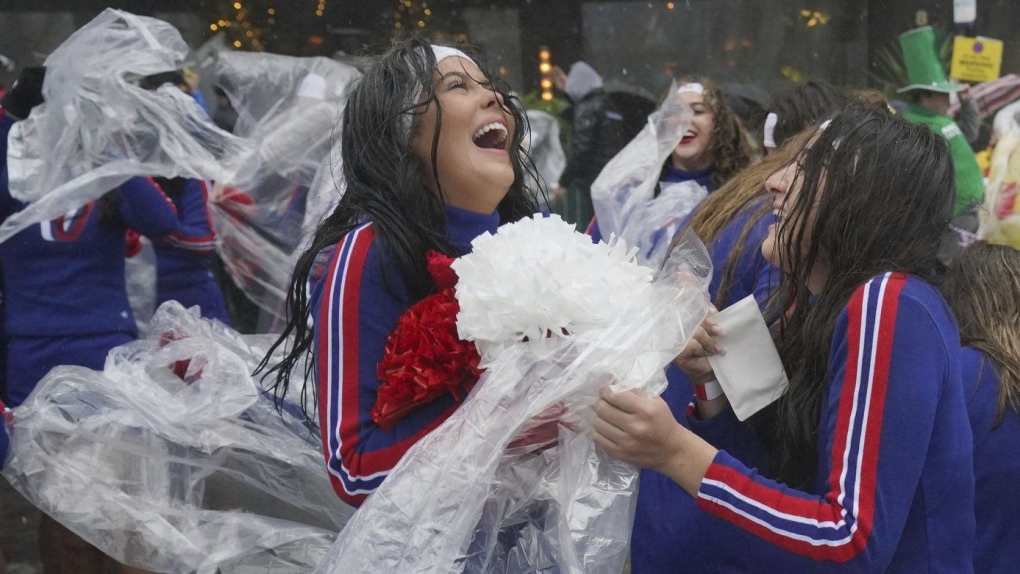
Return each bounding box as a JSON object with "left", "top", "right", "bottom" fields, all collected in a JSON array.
[
  {"left": 310, "top": 205, "right": 501, "bottom": 507},
  {"left": 153, "top": 177, "right": 218, "bottom": 288},
  {"left": 960, "top": 347, "right": 1020, "bottom": 574},
  {"left": 0, "top": 114, "right": 180, "bottom": 337},
  {"left": 634, "top": 273, "right": 975, "bottom": 573}
]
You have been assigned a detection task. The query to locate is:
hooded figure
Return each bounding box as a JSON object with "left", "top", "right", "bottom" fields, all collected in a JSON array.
[{"left": 556, "top": 61, "right": 625, "bottom": 231}]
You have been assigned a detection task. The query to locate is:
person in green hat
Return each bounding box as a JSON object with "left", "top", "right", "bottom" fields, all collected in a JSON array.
[{"left": 898, "top": 26, "right": 984, "bottom": 263}]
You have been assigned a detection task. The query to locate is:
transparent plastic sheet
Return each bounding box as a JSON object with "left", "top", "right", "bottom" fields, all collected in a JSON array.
[
  {"left": 590, "top": 83, "right": 706, "bottom": 267},
  {"left": 2, "top": 302, "right": 355, "bottom": 573},
  {"left": 983, "top": 115, "right": 1020, "bottom": 249},
  {"left": 125, "top": 237, "right": 158, "bottom": 336},
  {"left": 0, "top": 9, "right": 252, "bottom": 245},
  {"left": 524, "top": 110, "right": 566, "bottom": 212},
  {"left": 208, "top": 53, "right": 358, "bottom": 324},
  {"left": 315, "top": 220, "right": 712, "bottom": 574}
]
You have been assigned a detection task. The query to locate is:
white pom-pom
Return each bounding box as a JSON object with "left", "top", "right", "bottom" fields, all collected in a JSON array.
[{"left": 452, "top": 215, "right": 655, "bottom": 362}]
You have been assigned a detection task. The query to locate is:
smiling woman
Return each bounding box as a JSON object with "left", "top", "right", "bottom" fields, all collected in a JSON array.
[{"left": 258, "top": 36, "right": 539, "bottom": 507}]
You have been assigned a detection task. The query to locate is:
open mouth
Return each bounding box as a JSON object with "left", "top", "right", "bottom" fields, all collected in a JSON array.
[
  {"left": 680, "top": 132, "right": 696, "bottom": 145},
  {"left": 473, "top": 122, "right": 509, "bottom": 151}
]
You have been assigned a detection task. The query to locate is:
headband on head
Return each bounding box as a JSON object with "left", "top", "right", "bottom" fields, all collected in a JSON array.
[
  {"left": 677, "top": 82, "right": 704, "bottom": 95},
  {"left": 763, "top": 112, "right": 778, "bottom": 148},
  {"left": 403, "top": 45, "right": 478, "bottom": 138}
]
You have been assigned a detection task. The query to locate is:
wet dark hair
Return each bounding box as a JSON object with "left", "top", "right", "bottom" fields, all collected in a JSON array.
[
  {"left": 756, "top": 102, "right": 955, "bottom": 489},
  {"left": 139, "top": 71, "right": 188, "bottom": 91},
  {"left": 767, "top": 81, "right": 849, "bottom": 148},
  {"left": 257, "top": 35, "right": 538, "bottom": 417},
  {"left": 942, "top": 244, "right": 1020, "bottom": 428}
]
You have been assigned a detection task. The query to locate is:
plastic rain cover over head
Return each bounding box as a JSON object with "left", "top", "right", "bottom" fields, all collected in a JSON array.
[
  {"left": 314, "top": 216, "right": 712, "bottom": 574},
  {"left": 524, "top": 110, "right": 566, "bottom": 212},
  {"left": 0, "top": 9, "right": 252, "bottom": 245},
  {"left": 591, "top": 83, "right": 708, "bottom": 267},
  {"left": 208, "top": 52, "right": 359, "bottom": 324},
  {"left": 2, "top": 301, "right": 354, "bottom": 573}
]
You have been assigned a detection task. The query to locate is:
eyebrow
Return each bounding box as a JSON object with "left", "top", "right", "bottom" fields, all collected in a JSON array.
[{"left": 438, "top": 70, "right": 490, "bottom": 85}]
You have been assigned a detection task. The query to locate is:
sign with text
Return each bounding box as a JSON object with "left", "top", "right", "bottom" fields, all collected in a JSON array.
[{"left": 951, "top": 36, "right": 1004, "bottom": 82}]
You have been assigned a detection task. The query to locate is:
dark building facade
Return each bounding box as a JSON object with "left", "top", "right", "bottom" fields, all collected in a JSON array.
[{"left": 2, "top": 1, "right": 1020, "bottom": 98}]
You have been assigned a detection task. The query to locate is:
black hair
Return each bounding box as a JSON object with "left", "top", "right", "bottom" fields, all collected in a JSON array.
[
  {"left": 755, "top": 102, "right": 955, "bottom": 489},
  {"left": 139, "top": 71, "right": 187, "bottom": 91},
  {"left": 257, "top": 35, "right": 538, "bottom": 418},
  {"left": 768, "top": 81, "right": 849, "bottom": 148}
]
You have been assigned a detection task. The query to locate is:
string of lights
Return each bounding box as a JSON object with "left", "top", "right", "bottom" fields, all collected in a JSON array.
[{"left": 392, "top": 0, "right": 433, "bottom": 31}]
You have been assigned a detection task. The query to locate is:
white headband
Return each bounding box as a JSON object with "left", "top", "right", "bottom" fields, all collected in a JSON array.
[
  {"left": 404, "top": 45, "right": 477, "bottom": 138},
  {"left": 677, "top": 82, "right": 704, "bottom": 95},
  {"left": 763, "top": 112, "right": 778, "bottom": 148}
]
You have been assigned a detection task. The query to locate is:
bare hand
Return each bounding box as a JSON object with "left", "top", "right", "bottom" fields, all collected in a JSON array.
[
  {"left": 592, "top": 387, "right": 684, "bottom": 473},
  {"left": 673, "top": 312, "right": 725, "bottom": 383},
  {"left": 593, "top": 387, "right": 718, "bottom": 495}
]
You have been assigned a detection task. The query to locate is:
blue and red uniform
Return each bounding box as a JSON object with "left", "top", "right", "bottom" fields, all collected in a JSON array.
[
  {"left": 0, "top": 112, "right": 180, "bottom": 406},
  {"left": 960, "top": 347, "right": 1020, "bottom": 574},
  {"left": 633, "top": 273, "right": 974, "bottom": 572},
  {"left": 310, "top": 205, "right": 499, "bottom": 506},
  {"left": 152, "top": 177, "right": 230, "bottom": 324}
]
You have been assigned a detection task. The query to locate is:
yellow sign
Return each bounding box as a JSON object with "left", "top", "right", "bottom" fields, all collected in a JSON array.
[{"left": 951, "top": 36, "right": 1004, "bottom": 82}]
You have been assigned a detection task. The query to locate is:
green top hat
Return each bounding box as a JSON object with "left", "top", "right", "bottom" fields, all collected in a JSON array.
[{"left": 897, "top": 26, "right": 960, "bottom": 94}]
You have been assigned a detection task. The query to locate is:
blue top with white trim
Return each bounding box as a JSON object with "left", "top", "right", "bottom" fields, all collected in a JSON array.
[
  {"left": 309, "top": 205, "right": 500, "bottom": 506},
  {"left": 633, "top": 273, "right": 974, "bottom": 572}
]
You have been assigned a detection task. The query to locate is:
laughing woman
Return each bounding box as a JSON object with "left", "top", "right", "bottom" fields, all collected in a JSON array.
[
  {"left": 260, "top": 37, "right": 537, "bottom": 506},
  {"left": 588, "top": 76, "right": 754, "bottom": 244},
  {"left": 594, "top": 103, "right": 975, "bottom": 572}
]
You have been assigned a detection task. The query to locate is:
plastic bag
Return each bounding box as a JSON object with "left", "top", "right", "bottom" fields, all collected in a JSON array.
[
  {"left": 525, "top": 110, "right": 566, "bottom": 211},
  {"left": 0, "top": 9, "right": 252, "bottom": 245},
  {"left": 591, "top": 83, "right": 706, "bottom": 267},
  {"left": 315, "top": 216, "right": 711, "bottom": 573},
  {"left": 983, "top": 115, "right": 1020, "bottom": 248},
  {"left": 2, "top": 301, "right": 354, "bottom": 573},
  {"left": 208, "top": 52, "right": 359, "bottom": 324}
]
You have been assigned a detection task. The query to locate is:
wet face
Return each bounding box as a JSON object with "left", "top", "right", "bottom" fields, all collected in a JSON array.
[
  {"left": 671, "top": 90, "right": 716, "bottom": 171},
  {"left": 767, "top": 137, "right": 828, "bottom": 291},
  {"left": 409, "top": 57, "right": 516, "bottom": 215},
  {"left": 761, "top": 151, "right": 817, "bottom": 270}
]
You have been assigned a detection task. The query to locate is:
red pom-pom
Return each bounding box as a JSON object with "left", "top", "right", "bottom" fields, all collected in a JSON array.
[
  {"left": 372, "top": 287, "right": 482, "bottom": 431},
  {"left": 425, "top": 250, "right": 459, "bottom": 291}
]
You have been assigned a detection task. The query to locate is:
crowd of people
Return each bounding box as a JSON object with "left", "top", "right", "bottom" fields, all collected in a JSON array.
[{"left": 0, "top": 11, "right": 1017, "bottom": 574}]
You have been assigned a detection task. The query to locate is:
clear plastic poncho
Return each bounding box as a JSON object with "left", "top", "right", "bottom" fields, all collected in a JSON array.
[
  {"left": 591, "top": 83, "right": 707, "bottom": 267},
  {"left": 524, "top": 110, "right": 566, "bottom": 212},
  {"left": 315, "top": 215, "right": 711, "bottom": 573},
  {"left": 983, "top": 112, "right": 1020, "bottom": 248},
  {"left": 209, "top": 52, "right": 360, "bottom": 324},
  {"left": 2, "top": 301, "right": 354, "bottom": 573},
  {"left": 0, "top": 9, "right": 252, "bottom": 245}
]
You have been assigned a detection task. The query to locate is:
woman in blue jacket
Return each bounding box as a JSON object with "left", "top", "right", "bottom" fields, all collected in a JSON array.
[{"left": 595, "top": 103, "right": 975, "bottom": 572}]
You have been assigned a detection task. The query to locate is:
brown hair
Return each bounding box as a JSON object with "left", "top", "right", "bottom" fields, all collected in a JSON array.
[
  {"left": 675, "top": 75, "right": 756, "bottom": 189},
  {"left": 942, "top": 244, "right": 1020, "bottom": 427},
  {"left": 673, "top": 129, "right": 811, "bottom": 307}
]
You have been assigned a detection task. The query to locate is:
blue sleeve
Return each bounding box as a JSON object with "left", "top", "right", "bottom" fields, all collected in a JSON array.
[
  {"left": 692, "top": 274, "right": 972, "bottom": 570},
  {"left": 116, "top": 176, "right": 180, "bottom": 237},
  {"left": 314, "top": 224, "right": 460, "bottom": 507},
  {"left": 157, "top": 179, "right": 216, "bottom": 254}
]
